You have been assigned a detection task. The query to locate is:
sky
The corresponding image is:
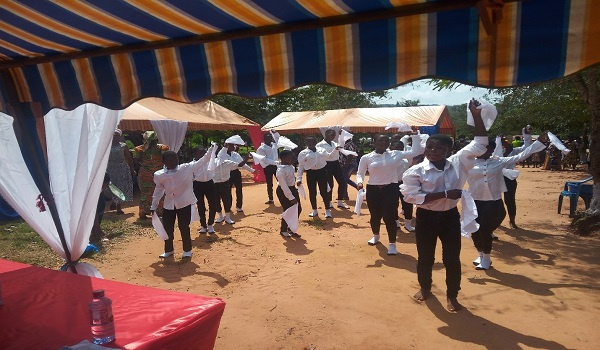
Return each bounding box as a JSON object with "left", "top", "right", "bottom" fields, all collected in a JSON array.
[{"left": 376, "top": 79, "right": 492, "bottom": 107}]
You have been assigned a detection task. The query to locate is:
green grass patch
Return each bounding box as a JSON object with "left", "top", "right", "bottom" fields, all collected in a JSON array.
[{"left": 302, "top": 218, "right": 325, "bottom": 228}]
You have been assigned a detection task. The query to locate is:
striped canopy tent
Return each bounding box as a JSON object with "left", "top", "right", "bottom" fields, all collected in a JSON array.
[
  {"left": 119, "top": 98, "right": 259, "bottom": 132},
  {"left": 0, "top": 0, "right": 599, "bottom": 273},
  {"left": 262, "top": 105, "right": 455, "bottom": 135}
]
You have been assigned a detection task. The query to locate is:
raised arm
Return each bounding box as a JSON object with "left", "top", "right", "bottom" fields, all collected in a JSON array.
[
  {"left": 500, "top": 132, "right": 548, "bottom": 167},
  {"left": 390, "top": 134, "right": 423, "bottom": 161},
  {"left": 190, "top": 144, "right": 216, "bottom": 173}
]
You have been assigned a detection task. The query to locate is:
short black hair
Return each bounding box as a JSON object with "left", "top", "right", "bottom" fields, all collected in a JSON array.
[
  {"left": 374, "top": 134, "right": 390, "bottom": 142},
  {"left": 427, "top": 134, "right": 453, "bottom": 148},
  {"left": 325, "top": 129, "right": 336, "bottom": 136},
  {"left": 279, "top": 150, "right": 294, "bottom": 160},
  {"left": 389, "top": 140, "right": 404, "bottom": 150},
  {"left": 305, "top": 135, "right": 317, "bottom": 141},
  {"left": 161, "top": 150, "right": 178, "bottom": 160}
]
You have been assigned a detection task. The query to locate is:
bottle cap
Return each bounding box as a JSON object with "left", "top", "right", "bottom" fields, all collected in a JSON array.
[{"left": 93, "top": 290, "right": 105, "bottom": 298}]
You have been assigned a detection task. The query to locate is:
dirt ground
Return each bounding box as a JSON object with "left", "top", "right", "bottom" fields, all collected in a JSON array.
[{"left": 95, "top": 167, "right": 600, "bottom": 350}]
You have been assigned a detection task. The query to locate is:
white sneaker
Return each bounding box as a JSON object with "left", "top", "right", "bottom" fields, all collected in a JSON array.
[
  {"left": 280, "top": 231, "right": 292, "bottom": 237},
  {"left": 387, "top": 243, "right": 398, "bottom": 255},
  {"left": 215, "top": 214, "right": 224, "bottom": 223},
  {"left": 225, "top": 217, "right": 235, "bottom": 224},
  {"left": 207, "top": 225, "right": 215, "bottom": 233},
  {"left": 159, "top": 251, "right": 174, "bottom": 258},
  {"left": 308, "top": 210, "right": 318, "bottom": 217},
  {"left": 473, "top": 253, "right": 482, "bottom": 266},
  {"left": 236, "top": 207, "right": 243, "bottom": 213},
  {"left": 337, "top": 201, "right": 349, "bottom": 209},
  {"left": 199, "top": 227, "right": 207, "bottom": 233},
  {"left": 404, "top": 221, "right": 415, "bottom": 232},
  {"left": 476, "top": 254, "right": 492, "bottom": 270},
  {"left": 367, "top": 235, "right": 380, "bottom": 246},
  {"left": 325, "top": 209, "right": 332, "bottom": 218},
  {"left": 182, "top": 251, "right": 192, "bottom": 258}
]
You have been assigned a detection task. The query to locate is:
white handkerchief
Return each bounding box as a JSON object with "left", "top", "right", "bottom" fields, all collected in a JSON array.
[
  {"left": 547, "top": 131, "right": 571, "bottom": 154},
  {"left": 467, "top": 99, "right": 497, "bottom": 131},
  {"left": 191, "top": 204, "right": 200, "bottom": 223},
  {"left": 250, "top": 152, "right": 266, "bottom": 165},
  {"left": 492, "top": 136, "right": 503, "bottom": 157},
  {"left": 298, "top": 183, "right": 307, "bottom": 199},
  {"left": 354, "top": 189, "right": 366, "bottom": 216},
  {"left": 207, "top": 144, "right": 217, "bottom": 173},
  {"left": 277, "top": 135, "right": 298, "bottom": 150},
  {"left": 502, "top": 168, "right": 520, "bottom": 180},
  {"left": 225, "top": 134, "right": 246, "bottom": 145},
  {"left": 460, "top": 191, "right": 479, "bottom": 239},
  {"left": 339, "top": 129, "right": 354, "bottom": 146},
  {"left": 339, "top": 149, "right": 358, "bottom": 156},
  {"left": 152, "top": 212, "right": 169, "bottom": 240},
  {"left": 385, "top": 121, "right": 412, "bottom": 132},
  {"left": 282, "top": 203, "right": 299, "bottom": 233},
  {"left": 418, "top": 132, "right": 429, "bottom": 148}
]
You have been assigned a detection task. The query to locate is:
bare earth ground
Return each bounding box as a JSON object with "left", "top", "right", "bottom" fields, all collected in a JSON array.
[{"left": 95, "top": 168, "right": 600, "bottom": 350}]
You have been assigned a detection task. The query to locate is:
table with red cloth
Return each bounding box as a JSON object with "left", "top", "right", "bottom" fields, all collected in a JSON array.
[{"left": 0, "top": 259, "right": 225, "bottom": 349}]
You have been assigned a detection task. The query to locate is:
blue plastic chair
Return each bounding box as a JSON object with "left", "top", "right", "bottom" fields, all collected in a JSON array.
[{"left": 558, "top": 176, "right": 593, "bottom": 217}]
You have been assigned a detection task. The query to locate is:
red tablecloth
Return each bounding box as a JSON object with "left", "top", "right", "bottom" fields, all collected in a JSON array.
[{"left": 0, "top": 259, "right": 225, "bottom": 350}]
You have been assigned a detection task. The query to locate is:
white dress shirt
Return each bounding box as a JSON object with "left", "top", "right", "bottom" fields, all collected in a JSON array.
[
  {"left": 357, "top": 135, "right": 422, "bottom": 185},
  {"left": 400, "top": 136, "right": 488, "bottom": 211},
  {"left": 151, "top": 148, "right": 213, "bottom": 211},
  {"left": 468, "top": 140, "right": 546, "bottom": 201},
  {"left": 396, "top": 159, "right": 412, "bottom": 182},
  {"left": 296, "top": 147, "right": 329, "bottom": 181},
  {"left": 225, "top": 150, "right": 254, "bottom": 172},
  {"left": 193, "top": 162, "right": 213, "bottom": 182},
  {"left": 276, "top": 164, "right": 297, "bottom": 200},
  {"left": 213, "top": 148, "right": 241, "bottom": 183},
  {"left": 316, "top": 139, "right": 340, "bottom": 162},
  {"left": 256, "top": 142, "right": 278, "bottom": 167}
]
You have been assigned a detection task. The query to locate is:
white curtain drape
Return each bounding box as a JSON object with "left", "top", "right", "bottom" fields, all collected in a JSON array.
[
  {"left": 151, "top": 120, "right": 188, "bottom": 152},
  {"left": 0, "top": 104, "right": 122, "bottom": 277}
]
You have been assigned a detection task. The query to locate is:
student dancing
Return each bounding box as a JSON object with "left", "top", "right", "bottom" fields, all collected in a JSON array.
[
  {"left": 467, "top": 132, "right": 548, "bottom": 270},
  {"left": 317, "top": 129, "right": 348, "bottom": 212},
  {"left": 276, "top": 150, "right": 302, "bottom": 237},
  {"left": 356, "top": 133, "right": 422, "bottom": 255},
  {"left": 401, "top": 99, "right": 487, "bottom": 312},
  {"left": 297, "top": 135, "right": 333, "bottom": 218},
  {"left": 256, "top": 132, "right": 279, "bottom": 204},
  {"left": 151, "top": 145, "right": 215, "bottom": 258}
]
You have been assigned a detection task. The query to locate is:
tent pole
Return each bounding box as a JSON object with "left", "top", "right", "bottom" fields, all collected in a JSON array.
[{"left": 1, "top": 71, "right": 77, "bottom": 273}]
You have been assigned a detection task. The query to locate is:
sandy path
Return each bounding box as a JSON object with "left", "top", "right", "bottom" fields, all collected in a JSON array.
[{"left": 95, "top": 168, "right": 600, "bottom": 350}]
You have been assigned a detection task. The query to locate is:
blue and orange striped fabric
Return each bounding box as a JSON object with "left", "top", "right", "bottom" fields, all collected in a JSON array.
[{"left": 0, "top": 0, "right": 599, "bottom": 114}]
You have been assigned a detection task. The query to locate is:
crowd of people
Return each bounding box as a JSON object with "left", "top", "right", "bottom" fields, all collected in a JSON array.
[{"left": 94, "top": 99, "right": 558, "bottom": 312}]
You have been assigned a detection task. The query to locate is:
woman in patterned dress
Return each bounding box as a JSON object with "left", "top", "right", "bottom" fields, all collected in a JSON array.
[
  {"left": 106, "top": 130, "right": 135, "bottom": 214},
  {"left": 134, "top": 131, "right": 169, "bottom": 218}
]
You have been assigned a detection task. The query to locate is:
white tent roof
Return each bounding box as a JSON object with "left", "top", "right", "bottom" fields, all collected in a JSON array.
[{"left": 262, "top": 106, "right": 453, "bottom": 134}]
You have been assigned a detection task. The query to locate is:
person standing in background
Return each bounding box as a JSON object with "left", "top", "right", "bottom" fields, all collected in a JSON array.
[
  {"left": 106, "top": 129, "right": 135, "bottom": 215},
  {"left": 296, "top": 135, "right": 333, "bottom": 218},
  {"left": 134, "top": 131, "right": 169, "bottom": 219},
  {"left": 193, "top": 147, "right": 218, "bottom": 234},
  {"left": 256, "top": 132, "right": 279, "bottom": 205}
]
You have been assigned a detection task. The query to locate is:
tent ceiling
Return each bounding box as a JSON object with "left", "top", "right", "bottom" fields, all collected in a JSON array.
[
  {"left": 118, "top": 98, "right": 259, "bottom": 132},
  {"left": 1, "top": 0, "right": 599, "bottom": 115},
  {"left": 262, "top": 105, "right": 452, "bottom": 134}
]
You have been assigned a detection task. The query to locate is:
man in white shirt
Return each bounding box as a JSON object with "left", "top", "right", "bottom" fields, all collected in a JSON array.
[
  {"left": 151, "top": 146, "right": 215, "bottom": 258},
  {"left": 401, "top": 99, "right": 488, "bottom": 312},
  {"left": 317, "top": 129, "right": 348, "bottom": 211},
  {"left": 389, "top": 139, "right": 416, "bottom": 232},
  {"left": 466, "top": 132, "right": 548, "bottom": 270},
  {"left": 214, "top": 145, "right": 250, "bottom": 225},
  {"left": 256, "top": 133, "right": 279, "bottom": 204},
  {"left": 193, "top": 147, "right": 217, "bottom": 234},
  {"left": 276, "top": 150, "right": 302, "bottom": 237},
  {"left": 296, "top": 135, "right": 332, "bottom": 218},
  {"left": 226, "top": 144, "right": 255, "bottom": 213}
]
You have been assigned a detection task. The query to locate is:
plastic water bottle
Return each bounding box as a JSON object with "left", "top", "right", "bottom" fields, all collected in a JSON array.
[{"left": 88, "top": 289, "right": 116, "bottom": 344}]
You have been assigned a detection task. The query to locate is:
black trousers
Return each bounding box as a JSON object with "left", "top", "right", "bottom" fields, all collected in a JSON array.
[
  {"left": 415, "top": 207, "right": 461, "bottom": 298},
  {"left": 306, "top": 167, "right": 331, "bottom": 209},
  {"left": 472, "top": 199, "right": 506, "bottom": 253},
  {"left": 162, "top": 204, "right": 192, "bottom": 253},
  {"left": 276, "top": 186, "right": 302, "bottom": 232},
  {"left": 503, "top": 176, "right": 517, "bottom": 222},
  {"left": 230, "top": 169, "right": 243, "bottom": 208},
  {"left": 193, "top": 180, "right": 217, "bottom": 227},
  {"left": 214, "top": 180, "right": 233, "bottom": 213},
  {"left": 366, "top": 184, "right": 399, "bottom": 243},
  {"left": 264, "top": 165, "right": 278, "bottom": 201},
  {"left": 398, "top": 181, "right": 413, "bottom": 220},
  {"left": 325, "top": 160, "right": 345, "bottom": 201}
]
